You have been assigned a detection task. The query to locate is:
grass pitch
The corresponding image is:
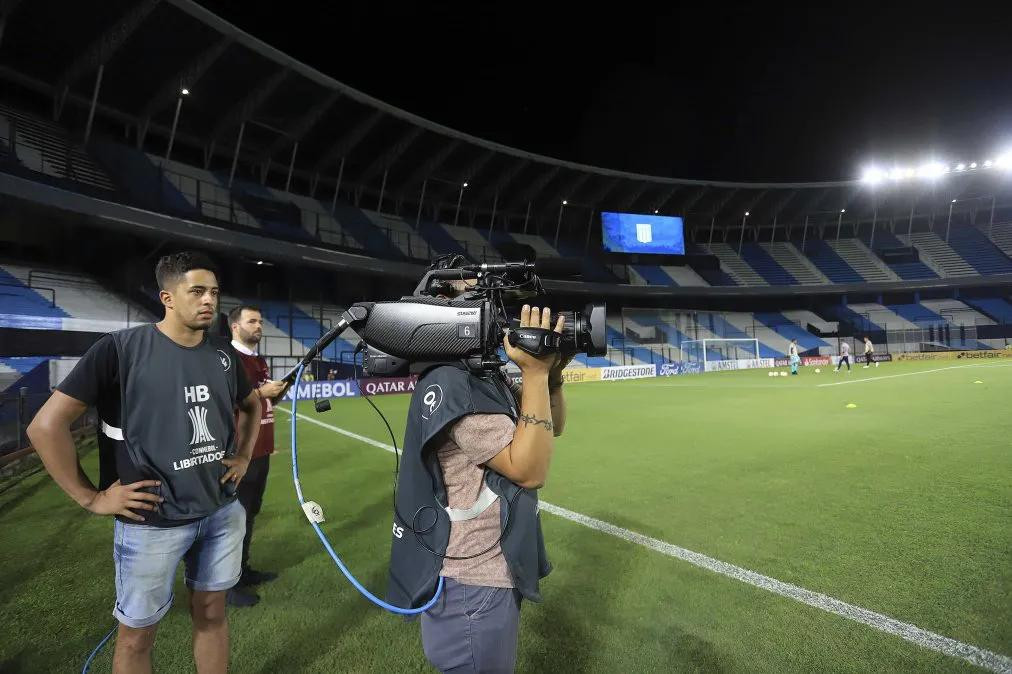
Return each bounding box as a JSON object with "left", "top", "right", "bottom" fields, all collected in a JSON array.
[{"left": 1, "top": 360, "right": 1009, "bottom": 672}]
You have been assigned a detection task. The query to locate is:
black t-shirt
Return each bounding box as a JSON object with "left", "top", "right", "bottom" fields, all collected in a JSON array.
[{"left": 59, "top": 328, "right": 252, "bottom": 526}]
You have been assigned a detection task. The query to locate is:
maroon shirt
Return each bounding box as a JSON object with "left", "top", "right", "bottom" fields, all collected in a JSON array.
[{"left": 233, "top": 343, "right": 275, "bottom": 459}]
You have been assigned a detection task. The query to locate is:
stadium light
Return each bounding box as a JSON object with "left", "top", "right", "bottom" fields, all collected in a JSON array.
[
  {"left": 861, "top": 167, "right": 885, "bottom": 185},
  {"left": 181, "top": 88, "right": 190, "bottom": 95},
  {"left": 863, "top": 149, "right": 1012, "bottom": 184},
  {"left": 917, "top": 161, "right": 947, "bottom": 179}
]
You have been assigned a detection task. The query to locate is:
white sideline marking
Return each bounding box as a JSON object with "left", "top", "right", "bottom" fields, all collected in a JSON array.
[
  {"left": 633, "top": 383, "right": 810, "bottom": 389},
  {"left": 276, "top": 406, "right": 1012, "bottom": 673},
  {"left": 817, "top": 362, "right": 1012, "bottom": 387}
]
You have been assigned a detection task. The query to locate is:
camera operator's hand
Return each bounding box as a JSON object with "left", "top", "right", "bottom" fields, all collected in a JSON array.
[
  {"left": 504, "top": 305, "right": 565, "bottom": 375},
  {"left": 550, "top": 348, "right": 576, "bottom": 381}
]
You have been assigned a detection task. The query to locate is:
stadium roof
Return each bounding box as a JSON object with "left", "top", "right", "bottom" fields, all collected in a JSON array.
[{"left": 1, "top": 0, "right": 1009, "bottom": 235}]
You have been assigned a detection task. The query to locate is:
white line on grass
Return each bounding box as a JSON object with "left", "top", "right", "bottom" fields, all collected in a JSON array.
[
  {"left": 276, "top": 406, "right": 1012, "bottom": 673},
  {"left": 817, "top": 362, "right": 1012, "bottom": 387},
  {"left": 631, "top": 383, "right": 811, "bottom": 389}
]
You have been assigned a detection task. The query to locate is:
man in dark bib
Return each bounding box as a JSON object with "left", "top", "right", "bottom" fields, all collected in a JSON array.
[
  {"left": 28, "top": 252, "right": 262, "bottom": 674},
  {"left": 387, "top": 269, "right": 572, "bottom": 673}
]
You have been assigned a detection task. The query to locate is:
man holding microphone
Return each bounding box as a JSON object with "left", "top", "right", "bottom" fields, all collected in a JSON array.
[{"left": 227, "top": 305, "right": 288, "bottom": 607}]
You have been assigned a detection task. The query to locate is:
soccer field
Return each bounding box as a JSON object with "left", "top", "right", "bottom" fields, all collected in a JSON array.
[{"left": 1, "top": 360, "right": 1010, "bottom": 672}]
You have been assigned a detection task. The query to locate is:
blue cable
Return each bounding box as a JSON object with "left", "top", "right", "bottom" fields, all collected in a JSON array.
[
  {"left": 289, "top": 362, "right": 442, "bottom": 614},
  {"left": 81, "top": 624, "right": 117, "bottom": 673}
]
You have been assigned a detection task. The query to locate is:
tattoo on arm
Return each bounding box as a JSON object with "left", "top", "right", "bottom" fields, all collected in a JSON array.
[{"left": 519, "top": 412, "right": 554, "bottom": 432}]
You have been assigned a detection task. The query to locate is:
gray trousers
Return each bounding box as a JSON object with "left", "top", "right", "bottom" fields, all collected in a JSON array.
[{"left": 421, "top": 577, "right": 521, "bottom": 673}]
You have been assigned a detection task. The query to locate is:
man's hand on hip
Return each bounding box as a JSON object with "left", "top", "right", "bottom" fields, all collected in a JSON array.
[
  {"left": 85, "top": 479, "right": 163, "bottom": 522},
  {"left": 221, "top": 455, "right": 250, "bottom": 487}
]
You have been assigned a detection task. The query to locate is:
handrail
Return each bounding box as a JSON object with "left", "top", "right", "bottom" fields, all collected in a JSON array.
[
  {"left": 26, "top": 269, "right": 106, "bottom": 290},
  {"left": 0, "top": 113, "right": 113, "bottom": 189}
]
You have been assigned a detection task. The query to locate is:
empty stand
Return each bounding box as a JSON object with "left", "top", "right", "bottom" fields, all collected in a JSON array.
[
  {"left": 701, "top": 243, "right": 767, "bottom": 285},
  {"left": 945, "top": 227, "right": 1012, "bottom": 275},
  {"left": 801, "top": 239, "right": 864, "bottom": 283},
  {"left": 757, "top": 242, "right": 828, "bottom": 284},
  {"left": 901, "top": 232, "right": 977, "bottom": 277},
  {"left": 0, "top": 106, "right": 114, "bottom": 190},
  {"left": 984, "top": 222, "right": 1012, "bottom": 258},
  {"left": 0, "top": 264, "right": 154, "bottom": 331},
  {"left": 827, "top": 239, "right": 898, "bottom": 282}
]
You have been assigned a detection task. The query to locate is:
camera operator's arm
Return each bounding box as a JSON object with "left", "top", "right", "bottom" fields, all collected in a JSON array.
[
  {"left": 486, "top": 306, "right": 561, "bottom": 489},
  {"left": 510, "top": 322, "right": 571, "bottom": 437}
]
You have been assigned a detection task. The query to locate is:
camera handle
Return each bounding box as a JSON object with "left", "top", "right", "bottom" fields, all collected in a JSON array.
[{"left": 507, "top": 327, "right": 562, "bottom": 358}]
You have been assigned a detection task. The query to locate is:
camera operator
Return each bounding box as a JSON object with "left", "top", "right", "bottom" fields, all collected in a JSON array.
[{"left": 387, "top": 268, "right": 572, "bottom": 673}]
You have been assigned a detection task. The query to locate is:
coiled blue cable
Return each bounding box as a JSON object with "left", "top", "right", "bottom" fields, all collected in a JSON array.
[{"left": 289, "top": 362, "right": 442, "bottom": 614}]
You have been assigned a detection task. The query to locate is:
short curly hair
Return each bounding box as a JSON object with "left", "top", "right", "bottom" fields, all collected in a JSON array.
[{"left": 155, "top": 251, "right": 218, "bottom": 290}]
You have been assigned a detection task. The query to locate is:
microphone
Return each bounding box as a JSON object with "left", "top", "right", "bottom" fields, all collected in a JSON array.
[
  {"left": 460, "top": 258, "right": 583, "bottom": 278},
  {"left": 533, "top": 257, "right": 582, "bottom": 278}
]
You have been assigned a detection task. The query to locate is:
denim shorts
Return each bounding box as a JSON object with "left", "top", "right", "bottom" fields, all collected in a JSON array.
[{"left": 112, "top": 499, "right": 245, "bottom": 628}]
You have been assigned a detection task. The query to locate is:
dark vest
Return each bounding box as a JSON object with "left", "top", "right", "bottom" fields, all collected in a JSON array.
[
  {"left": 386, "top": 363, "right": 552, "bottom": 609},
  {"left": 111, "top": 325, "right": 239, "bottom": 520}
]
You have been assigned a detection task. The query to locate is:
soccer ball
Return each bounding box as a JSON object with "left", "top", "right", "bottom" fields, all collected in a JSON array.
[{"left": 815, "top": 368, "right": 821, "bottom": 373}]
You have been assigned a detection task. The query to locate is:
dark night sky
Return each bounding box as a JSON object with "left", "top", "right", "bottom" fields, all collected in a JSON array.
[{"left": 199, "top": 1, "right": 1012, "bottom": 183}]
